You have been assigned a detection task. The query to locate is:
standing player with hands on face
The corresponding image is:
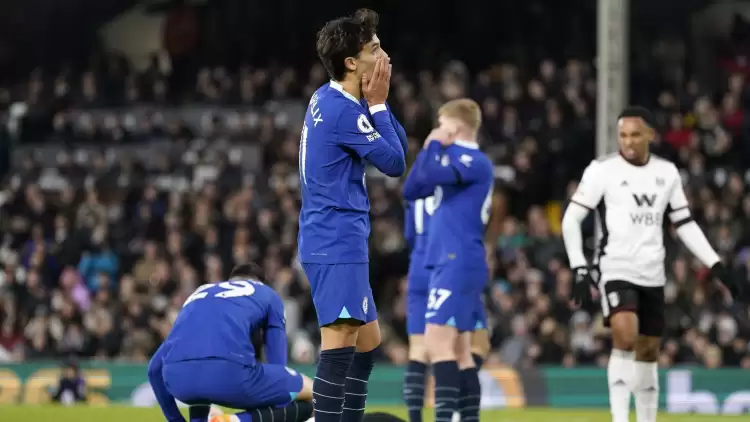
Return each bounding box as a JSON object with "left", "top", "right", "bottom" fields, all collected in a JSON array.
[
  {"left": 298, "top": 8, "right": 408, "bottom": 422},
  {"left": 403, "top": 99, "right": 493, "bottom": 422},
  {"left": 561, "top": 106, "right": 744, "bottom": 422}
]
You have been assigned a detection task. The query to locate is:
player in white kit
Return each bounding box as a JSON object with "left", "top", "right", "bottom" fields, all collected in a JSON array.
[{"left": 561, "top": 106, "right": 743, "bottom": 422}]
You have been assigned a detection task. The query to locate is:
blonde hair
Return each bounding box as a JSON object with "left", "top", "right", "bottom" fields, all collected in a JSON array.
[{"left": 439, "top": 98, "right": 482, "bottom": 133}]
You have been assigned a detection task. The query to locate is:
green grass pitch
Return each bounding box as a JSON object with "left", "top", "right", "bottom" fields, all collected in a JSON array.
[{"left": 0, "top": 405, "right": 745, "bottom": 422}]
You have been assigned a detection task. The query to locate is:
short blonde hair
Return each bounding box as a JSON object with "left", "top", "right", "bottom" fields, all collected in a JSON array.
[{"left": 438, "top": 99, "right": 482, "bottom": 133}]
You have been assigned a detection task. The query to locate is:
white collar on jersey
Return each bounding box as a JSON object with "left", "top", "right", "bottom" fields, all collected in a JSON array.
[
  {"left": 454, "top": 140, "right": 479, "bottom": 149},
  {"left": 329, "top": 80, "right": 360, "bottom": 104}
]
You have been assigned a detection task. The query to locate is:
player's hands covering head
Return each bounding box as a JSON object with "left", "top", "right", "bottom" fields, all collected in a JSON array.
[
  {"left": 571, "top": 266, "right": 596, "bottom": 307},
  {"left": 362, "top": 56, "right": 391, "bottom": 106},
  {"left": 424, "top": 127, "right": 457, "bottom": 148}
]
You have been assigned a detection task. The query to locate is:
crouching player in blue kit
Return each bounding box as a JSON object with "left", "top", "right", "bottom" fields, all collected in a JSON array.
[
  {"left": 403, "top": 99, "right": 493, "bottom": 422},
  {"left": 298, "top": 8, "right": 408, "bottom": 422},
  {"left": 147, "top": 264, "right": 314, "bottom": 422}
]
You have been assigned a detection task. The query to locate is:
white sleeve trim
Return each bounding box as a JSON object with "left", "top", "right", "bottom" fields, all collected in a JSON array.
[
  {"left": 369, "top": 104, "right": 387, "bottom": 114},
  {"left": 668, "top": 206, "right": 691, "bottom": 223},
  {"left": 675, "top": 221, "right": 721, "bottom": 268},
  {"left": 562, "top": 202, "right": 591, "bottom": 269}
]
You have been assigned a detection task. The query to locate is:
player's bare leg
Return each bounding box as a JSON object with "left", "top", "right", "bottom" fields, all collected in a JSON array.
[
  {"left": 340, "top": 320, "right": 381, "bottom": 422},
  {"left": 608, "top": 312, "right": 638, "bottom": 422},
  {"left": 470, "top": 329, "right": 490, "bottom": 368},
  {"left": 425, "top": 323, "right": 460, "bottom": 422},
  {"left": 633, "top": 336, "right": 660, "bottom": 422},
  {"left": 404, "top": 334, "right": 428, "bottom": 422}
]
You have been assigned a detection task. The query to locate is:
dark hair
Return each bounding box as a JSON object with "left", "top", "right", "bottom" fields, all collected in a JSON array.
[
  {"left": 618, "top": 106, "right": 656, "bottom": 128},
  {"left": 316, "top": 8, "right": 379, "bottom": 81},
  {"left": 229, "top": 262, "right": 266, "bottom": 282}
]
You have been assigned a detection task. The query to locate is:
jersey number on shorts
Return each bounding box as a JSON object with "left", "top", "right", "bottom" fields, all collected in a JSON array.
[
  {"left": 183, "top": 281, "right": 257, "bottom": 307},
  {"left": 427, "top": 288, "right": 452, "bottom": 310}
]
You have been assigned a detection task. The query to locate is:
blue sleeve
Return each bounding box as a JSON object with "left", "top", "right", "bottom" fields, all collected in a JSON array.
[
  {"left": 403, "top": 151, "right": 436, "bottom": 200},
  {"left": 147, "top": 343, "right": 186, "bottom": 422},
  {"left": 387, "top": 103, "right": 409, "bottom": 155},
  {"left": 334, "top": 105, "right": 406, "bottom": 177},
  {"left": 418, "top": 142, "right": 487, "bottom": 186},
  {"left": 264, "top": 294, "right": 288, "bottom": 366},
  {"left": 404, "top": 204, "right": 416, "bottom": 250}
]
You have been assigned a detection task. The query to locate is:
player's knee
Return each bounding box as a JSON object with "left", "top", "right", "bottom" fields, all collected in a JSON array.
[
  {"left": 609, "top": 312, "right": 638, "bottom": 350},
  {"left": 634, "top": 336, "right": 660, "bottom": 362},
  {"left": 356, "top": 320, "right": 382, "bottom": 352},
  {"left": 320, "top": 321, "right": 360, "bottom": 349},
  {"left": 470, "top": 329, "right": 490, "bottom": 358},
  {"left": 424, "top": 324, "right": 457, "bottom": 361},
  {"left": 408, "top": 335, "right": 428, "bottom": 362}
]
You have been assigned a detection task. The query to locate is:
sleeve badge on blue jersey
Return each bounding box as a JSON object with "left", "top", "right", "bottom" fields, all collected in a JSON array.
[{"left": 357, "top": 114, "right": 375, "bottom": 134}]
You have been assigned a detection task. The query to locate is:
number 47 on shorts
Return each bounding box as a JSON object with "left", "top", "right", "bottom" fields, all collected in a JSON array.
[{"left": 427, "top": 288, "right": 452, "bottom": 310}]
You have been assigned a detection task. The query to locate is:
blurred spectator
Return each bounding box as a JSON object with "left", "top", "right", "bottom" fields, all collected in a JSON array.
[{"left": 0, "top": 6, "right": 749, "bottom": 369}]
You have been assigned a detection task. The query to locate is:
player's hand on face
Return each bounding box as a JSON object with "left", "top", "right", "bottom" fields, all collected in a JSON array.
[
  {"left": 362, "top": 56, "right": 392, "bottom": 106},
  {"left": 571, "top": 266, "right": 596, "bottom": 307},
  {"left": 425, "top": 126, "right": 456, "bottom": 148}
]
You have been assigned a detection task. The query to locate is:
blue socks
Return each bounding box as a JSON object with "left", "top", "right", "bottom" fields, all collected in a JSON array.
[
  {"left": 342, "top": 349, "right": 376, "bottom": 422},
  {"left": 313, "top": 347, "right": 355, "bottom": 422},
  {"left": 242, "top": 402, "right": 314, "bottom": 422},
  {"left": 459, "top": 366, "right": 481, "bottom": 422},
  {"left": 403, "top": 360, "right": 427, "bottom": 422},
  {"left": 189, "top": 405, "right": 210, "bottom": 422},
  {"left": 432, "top": 361, "right": 460, "bottom": 422}
]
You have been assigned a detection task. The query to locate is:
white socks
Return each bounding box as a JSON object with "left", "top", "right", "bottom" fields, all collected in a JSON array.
[
  {"left": 633, "top": 360, "right": 658, "bottom": 422},
  {"left": 608, "top": 349, "right": 634, "bottom": 422}
]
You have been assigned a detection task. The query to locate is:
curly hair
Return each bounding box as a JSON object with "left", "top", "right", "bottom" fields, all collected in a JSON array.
[{"left": 316, "top": 9, "right": 379, "bottom": 81}]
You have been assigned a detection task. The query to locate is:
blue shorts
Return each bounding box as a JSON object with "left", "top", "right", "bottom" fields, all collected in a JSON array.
[
  {"left": 425, "top": 264, "right": 488, "bottom": 332},
  {"left": 406, "top": 269, "right": 430, "bottom": 335},
  {"left": 162, "top": 359, "right": 303, "bottom": 409},
  {"left": 302, "top": 263, "right": 377, "bottom": 327}
]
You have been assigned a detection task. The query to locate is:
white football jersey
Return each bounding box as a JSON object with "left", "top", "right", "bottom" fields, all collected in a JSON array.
[{"left": 570, "top": 153, "right": 689, "bottom": 287}]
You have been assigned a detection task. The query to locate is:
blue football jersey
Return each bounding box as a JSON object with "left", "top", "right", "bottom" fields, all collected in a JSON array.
[
  {"left": 298, "top": 81, "right": 407, "bottom": 264},
  {"left": 404, "top": 196, "right": 436, "bottom": 289},
  {"left": 406, "top": 141, "right": 494, "bottom": 269},
  {"left": 161, "top": 280, "right": 287, "bottom": 366}
]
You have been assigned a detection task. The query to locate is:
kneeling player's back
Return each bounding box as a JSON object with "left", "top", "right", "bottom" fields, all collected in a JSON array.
[{"left": 163, "top": 280, "right": 284, "bottom": 366}]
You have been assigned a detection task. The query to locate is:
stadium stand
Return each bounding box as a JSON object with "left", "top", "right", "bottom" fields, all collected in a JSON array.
[{"left": 1, "top": 0, "right": 750, "bottom": 373}]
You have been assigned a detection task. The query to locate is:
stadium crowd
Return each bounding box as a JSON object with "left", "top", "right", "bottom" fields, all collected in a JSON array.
[{"left": 1, "top": 16, "right": 750, "bottom": 371}]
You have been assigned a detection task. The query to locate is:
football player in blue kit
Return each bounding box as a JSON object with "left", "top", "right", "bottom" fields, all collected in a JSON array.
[
  {"left": 147, "top": 263, "right": 314, "bottom": 422},
  {"left": 401, "top": 196, "right": 435, "bottom": 422},
  {"left": 403, "top": 99, "right": 493, "bottom": 422},
  {"left": 298, "top": 8, "right": 408, "bottom": 422}
]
